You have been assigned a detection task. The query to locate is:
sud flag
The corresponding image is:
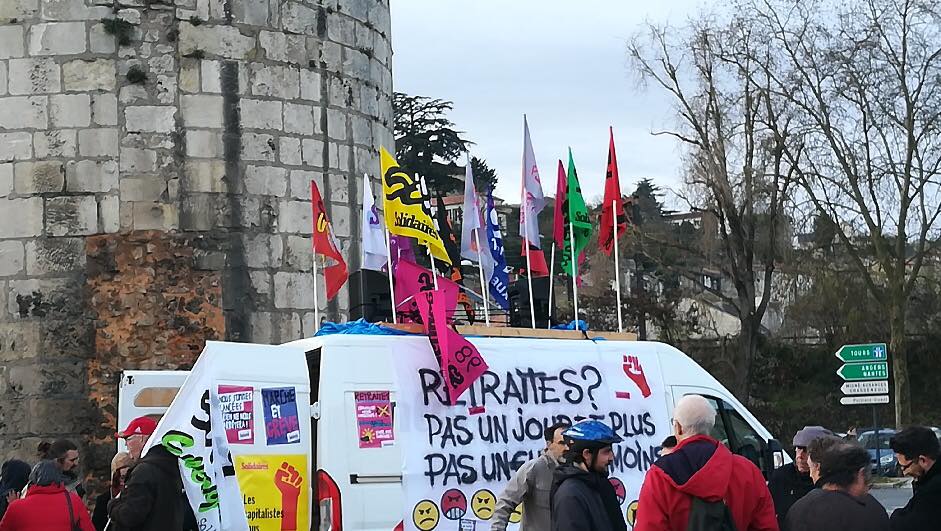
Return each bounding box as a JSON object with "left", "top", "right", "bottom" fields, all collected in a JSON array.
[
  {"left": 415, "top": 290, "right": 489, "bottom": 402},
  {"left": 393, "top": 259, "right": 460, "bottom": 323},
  {"left": 559, "top": 149, "right": 592, "bottom": 277},
  {"left": 361, "top": 174, "right": 387, "bottom": 271},
  {"left": 519, "top": 116, "right": 546, "bottom": 248},
  {"left": 310, "top": 181, "right": 349, "bottom": 300},
  {"left": 379, "top": 147, "right": 450, "bottom": 264},
  {"left": 485, "top": 187, "right": 510, "bottom": 310},
  {"left": 598, "top": 127, "right": 627, "bottom": 256}
]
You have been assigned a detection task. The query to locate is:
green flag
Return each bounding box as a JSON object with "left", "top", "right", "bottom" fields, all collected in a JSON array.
[{"left": 559, "top": 148, "right": 592, "bottom": 276}]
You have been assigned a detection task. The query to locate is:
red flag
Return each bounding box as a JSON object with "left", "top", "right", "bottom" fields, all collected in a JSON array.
[
  {"left": 393, "top": 259, "right": 459, "bottom": 323},
  {"left": 310, "top": 181, "right": 348, "bottom": 300},
  {"left": 552, "top": 160, "right": 567, "bottom": 248},
  {"left": 416, "top": 291, "right": 489, "bottom": 401},
  {"left": 598, "top": 127, "right": 627, "bottom": 256},
  {"left": 521, "top": 240, "right": 550, "bottom": 277}
]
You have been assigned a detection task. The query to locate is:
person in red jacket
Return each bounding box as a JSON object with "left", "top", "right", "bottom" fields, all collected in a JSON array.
[
  {"left": 634, "top": 394, "right": 779, "bottom": 531},
  {"left": 0, "top": 460, "right": 95, "bottom": 531}
]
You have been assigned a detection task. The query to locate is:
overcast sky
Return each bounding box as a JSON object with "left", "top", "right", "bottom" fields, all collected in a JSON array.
[{"left": 389, "top": 0, "right": 704, "bottom": 205}]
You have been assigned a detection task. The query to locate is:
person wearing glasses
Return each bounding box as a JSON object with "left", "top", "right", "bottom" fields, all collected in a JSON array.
[
  {"left": 768, "top": 426, "right": 833, "bottom": 527},
  {"left": 784, "top": 441, "right": 888, "bottom": 531},
  {"left": 888, "top": 426, "right": 941, "bottom": 530}
]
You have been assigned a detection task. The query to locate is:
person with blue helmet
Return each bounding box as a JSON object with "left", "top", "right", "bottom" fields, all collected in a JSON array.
[{"left": 550, "top": 419, "right": 628, "bottom": 531}]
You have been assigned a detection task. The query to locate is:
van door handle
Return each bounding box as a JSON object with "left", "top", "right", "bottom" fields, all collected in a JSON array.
[{"left": 349, "top": 474, "right": 402, "bottom": 484}]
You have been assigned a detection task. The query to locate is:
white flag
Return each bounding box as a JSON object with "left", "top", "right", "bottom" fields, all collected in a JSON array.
[
  {"left": 460, "top": 158, "right": 483, "bottom": 261},
  {"left": 362, "top": 174, "right": 387, "bottom": 271},
  {"left": 144, "top": 355, "right": 249, "bottom": 530},
  {"left": 520, "top": 115, "right": 546, "bottom": 247}
]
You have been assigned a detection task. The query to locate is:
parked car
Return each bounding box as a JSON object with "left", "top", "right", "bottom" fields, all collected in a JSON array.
[{"left": 858, "top": 428, "right": 898, "bottom": 476}]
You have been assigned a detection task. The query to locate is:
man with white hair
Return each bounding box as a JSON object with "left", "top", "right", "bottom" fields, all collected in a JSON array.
[{"left": 633, "top": 395, "right": 778, "bottom": 531}]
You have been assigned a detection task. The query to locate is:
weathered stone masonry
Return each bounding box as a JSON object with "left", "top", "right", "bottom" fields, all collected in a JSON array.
[{"left": 0, "top": 0, "right": 394, "bottom": 493}]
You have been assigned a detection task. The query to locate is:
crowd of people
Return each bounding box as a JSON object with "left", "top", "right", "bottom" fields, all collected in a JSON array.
[
  {"left": 0, "top": 415, "right": 194, "bottom": 531},
  {"left": 1, "top": 396, "right": 939, "bottom": 530},
  {"left": 492, "top": 394, "right": 941, "bottom": 531}
]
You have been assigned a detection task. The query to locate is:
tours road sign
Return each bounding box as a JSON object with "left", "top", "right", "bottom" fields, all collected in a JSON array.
[
  {"left": 834, "top": 343, "right": 888, "bottom": 363},
  {"left": 841, "top": 381, "right": 889, "bottom": 395},
  {"left": 837, "top": 361, "right": 889, "bottom": 381},
  {"left": 840, "top": 395, "right": 890, "bottom": 405}
]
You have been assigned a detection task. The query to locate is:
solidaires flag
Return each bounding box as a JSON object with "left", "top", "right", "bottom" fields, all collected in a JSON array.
[
  {"left": 379, "top": 147, "right": 450, "bottom": 264},
  {"left": 560, "top": 148, "right": 592, "bottom": 276}
]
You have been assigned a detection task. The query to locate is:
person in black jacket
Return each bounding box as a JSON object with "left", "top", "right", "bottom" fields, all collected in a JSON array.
[
  {"left": 108, "top": 444, "right": 184, "bottom": 531},
  {"left": 551, "top": 420, "right": 627, "bottom": 531},
  {"left": 768, "top": 425, "right": 833, "bottom": 527},
  {"left": 0, "top": 460, "right": 30, "bottom": 521},
  {"left": 888, "top": 426, "right": 941, "bottom": 530},
  {"left": 784, "top": 442, "right": 888, "bottom": 531}
]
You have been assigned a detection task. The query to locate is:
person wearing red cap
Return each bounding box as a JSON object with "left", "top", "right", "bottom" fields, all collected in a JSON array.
[{"left": 116, "top": 416, "right": 157, "bottom": 462}]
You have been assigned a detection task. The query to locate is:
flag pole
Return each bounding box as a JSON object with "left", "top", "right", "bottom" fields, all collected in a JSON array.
[
  {"left": 428, "top": 248, "right": 440, "bottom": 290},
  {"left": 569, "top": 221, "right": 579, "bottom": 328},
  {"left": 547, "top": 246, "right": 555, "bottom": 329},
  {"left": 474, "top": 228, "right": 491, "bottom": 326},
  {"left": 612, "top": 199, "right": 623, "bottom": 333},
  {"left": 384, "top": 227, "right": 397, "bottom": 325},
  {"left": 522, "top": 213, "right": 537, "bottom": 329},
  {"left": 312, "top": 252, "right": 321, "bottom": 333}
]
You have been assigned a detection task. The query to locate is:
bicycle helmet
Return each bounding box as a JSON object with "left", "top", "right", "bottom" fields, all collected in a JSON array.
[{"left": 563, "top": 420, "right": 623, "bottom": 446}]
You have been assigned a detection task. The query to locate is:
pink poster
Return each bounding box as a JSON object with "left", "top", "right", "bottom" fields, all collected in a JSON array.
[
  {"left": 218, "top": 385, "right": 254, "bottom": 444},
  {"left": 355, "top": 391, "right": 394, "bottom": 449}
]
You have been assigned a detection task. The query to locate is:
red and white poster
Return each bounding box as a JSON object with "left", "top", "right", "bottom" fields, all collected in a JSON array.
[
  {"left": 355, "top": 391, "right": 395, "bottom": 449},
  {"left": 218, "top": 385, "right": 255, "bottom": 444}
]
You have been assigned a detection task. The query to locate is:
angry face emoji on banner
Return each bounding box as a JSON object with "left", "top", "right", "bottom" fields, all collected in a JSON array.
[
  {"left": 440, "top": 489, "right": 467, "bottom": 520},
  {"left": 412, "top": 499, "right": 439, "bottom": 530}
]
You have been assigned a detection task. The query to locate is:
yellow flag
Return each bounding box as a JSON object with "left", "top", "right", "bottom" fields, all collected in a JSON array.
[{"left": 379, "top": 147, "right": 451, "bottom": 264}]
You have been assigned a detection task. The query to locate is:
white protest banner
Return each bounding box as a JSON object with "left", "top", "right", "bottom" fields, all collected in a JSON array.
[
  {"left": 144, "top": 356, "right": 250, "bottom": 531},
  {"left": 393, "top": 338, "right": 670, "bottom": 531}
]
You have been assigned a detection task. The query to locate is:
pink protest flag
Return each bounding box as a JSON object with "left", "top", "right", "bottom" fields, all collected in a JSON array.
[
  {"left": 416, "top": 291, "right": 489, "bottom": 402},
  {"left": 393, "top": 259, "right": 459, "bottom": 323}
]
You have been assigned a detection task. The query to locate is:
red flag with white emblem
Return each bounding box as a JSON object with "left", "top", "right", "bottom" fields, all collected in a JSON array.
[{"left": 310, "top": 181, "right": 348, "bottom": 300}]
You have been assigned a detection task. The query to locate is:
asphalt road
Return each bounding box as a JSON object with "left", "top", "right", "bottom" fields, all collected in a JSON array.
[{"left": 871, "top": 487, "right": 913, "bottom": 514}]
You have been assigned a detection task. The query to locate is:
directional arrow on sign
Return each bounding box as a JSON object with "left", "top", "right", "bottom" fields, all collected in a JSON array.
[
  {"left": 837, "top": 361, "right": 889, "bottom": 381},
  {"left": 842, "top": 381, "right": 889, "bottom": 395},
  {"left": 840, "top": 395, "right": 890, "bottom": 405},
  {"left": 834, "top": 343, "right": 888, "bottom": 363}
]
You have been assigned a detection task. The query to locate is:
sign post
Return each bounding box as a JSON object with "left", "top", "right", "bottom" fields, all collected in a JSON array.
[{"left": 836, "top": 342, "right": 891, "bottom": 474}]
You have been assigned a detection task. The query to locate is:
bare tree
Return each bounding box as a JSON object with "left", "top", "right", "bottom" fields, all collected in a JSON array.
[
  {"left": 630, "top": 16, "right": 796, "bottom": 400},
  {"left": 755, "top": 0, "right": 941, "bottom": 425}
]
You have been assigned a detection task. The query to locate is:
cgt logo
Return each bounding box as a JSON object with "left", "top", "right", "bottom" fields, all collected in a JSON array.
[{"left": 622, "top": 355, "right": 651, "bottom": 398}]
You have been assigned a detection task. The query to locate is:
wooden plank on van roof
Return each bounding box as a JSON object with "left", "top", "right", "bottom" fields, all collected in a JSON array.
[{"left": 379, "top": 323, "right": 637, "bottom": 341}]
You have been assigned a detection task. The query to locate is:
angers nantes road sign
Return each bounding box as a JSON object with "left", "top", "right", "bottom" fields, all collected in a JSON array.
[{"left": 837, "top": 361, "right": 889, "bottom": 381}]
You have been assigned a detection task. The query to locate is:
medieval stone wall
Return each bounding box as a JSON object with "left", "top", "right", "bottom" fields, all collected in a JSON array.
[{"left": 0, "top": 0, "right": 393, "bottom": 488}]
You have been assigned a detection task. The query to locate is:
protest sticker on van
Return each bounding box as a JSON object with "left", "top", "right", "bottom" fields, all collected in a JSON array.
[
  {"left": 393, "top": 339, "right": 669, "bottom": 530},
  {"left": 355, "top": 390, "right": 395, "bottom": 448},
  {"left": 262, "top": 387, "right": 301, "bottom": 445},
  {"left": 219, "top": 385, "right": 254, "bottom": 444},
  {"left": 235, "top": 454, "right": 309, "bottom": 531}
]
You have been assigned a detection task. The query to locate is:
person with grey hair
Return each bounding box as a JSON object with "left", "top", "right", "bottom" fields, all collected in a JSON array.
[
  {"left": 633, "top": 395, "right": 778, "bottom": 531},
  {"left": 0, "top": 460, "right": 95, "bottom": 530},
  {"left": 783, "top": 442, "right": 888, "bottom": 531},
  {"left": 769, "top": 425, "right": 834, "bottom": 526}
]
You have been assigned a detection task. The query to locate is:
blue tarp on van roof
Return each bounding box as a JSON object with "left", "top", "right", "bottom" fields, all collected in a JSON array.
[{"left": 314, "top": 319, "right": 416, "bottom": 337}]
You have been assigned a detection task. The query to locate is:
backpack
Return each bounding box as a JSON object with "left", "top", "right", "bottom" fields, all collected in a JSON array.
[{"left": 686, "top": 497, "right": 738, "bottom": 531}]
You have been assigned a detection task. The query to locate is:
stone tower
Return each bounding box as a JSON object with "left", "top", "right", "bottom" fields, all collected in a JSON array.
[{"left": 0, "top": 0, "right": 393, "bottom": 481}]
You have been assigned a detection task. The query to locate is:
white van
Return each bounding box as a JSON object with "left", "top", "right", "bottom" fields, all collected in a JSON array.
[{"left": 119, "top": 334, "right": 787, "bottom": 531}]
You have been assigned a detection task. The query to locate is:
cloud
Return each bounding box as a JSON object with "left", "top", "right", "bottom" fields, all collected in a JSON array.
[{"left": 389, "top": 0, "right": 703, "bottom": 205}]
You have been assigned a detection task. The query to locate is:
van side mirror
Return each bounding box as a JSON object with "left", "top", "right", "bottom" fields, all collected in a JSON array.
[{"left": 763, "top": 438, "right": 785, "bottom": 478}]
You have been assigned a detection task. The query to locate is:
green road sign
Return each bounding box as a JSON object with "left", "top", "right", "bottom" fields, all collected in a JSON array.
[
  {"left": 837, "top": 362, "right": 889, "bottom": 381},
  {"left": 834, "top": 343, "right": 888, "bottom": 363}
]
